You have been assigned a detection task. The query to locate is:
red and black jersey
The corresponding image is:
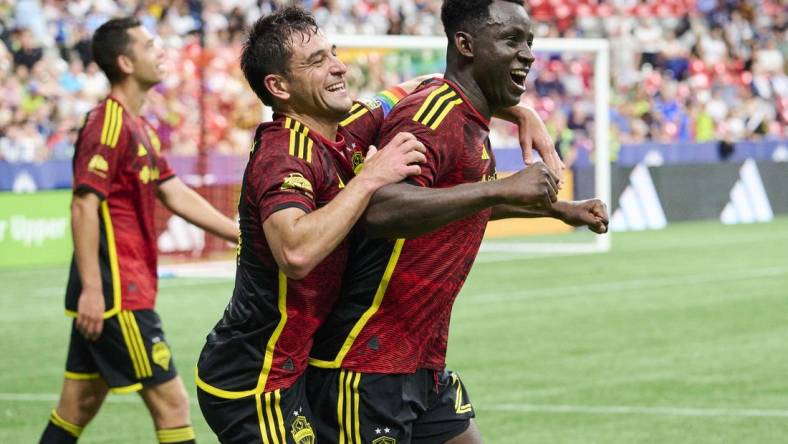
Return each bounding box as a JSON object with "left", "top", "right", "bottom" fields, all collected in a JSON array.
[
  {"left": 65, "top": 96, "right": 175, "bottom": 316},
  {"left": 310, "top": 79, "right": 497, "bottom": 373},
  {"left": 196, "top": 102, "right": 389, "bottom": 396}
]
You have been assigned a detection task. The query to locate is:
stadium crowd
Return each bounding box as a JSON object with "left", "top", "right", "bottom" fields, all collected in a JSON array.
[{"left": 0, "top": 0, "right": 785, "bottom": 165}]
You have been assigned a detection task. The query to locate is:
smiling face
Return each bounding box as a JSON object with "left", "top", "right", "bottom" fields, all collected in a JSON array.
[
  {"left": 124, "top": 26, "right": 165, "bottom": 88},
  {"left": 471, "top": 0, "right": 535, "bottom": 111},
  {"left": 281, "top": 30, "right": 352, "bottom": 120}
]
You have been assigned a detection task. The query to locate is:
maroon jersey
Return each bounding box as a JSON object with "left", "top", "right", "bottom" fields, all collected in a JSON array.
[
  {"left": 196, "top": 103, "right": 387, "bottom": 396},
  {"left": 65, "top": 96, "right": 175, "bottom": 316},
  {"left": 310, "top": 79, "right": 497, "bottom": 373}
]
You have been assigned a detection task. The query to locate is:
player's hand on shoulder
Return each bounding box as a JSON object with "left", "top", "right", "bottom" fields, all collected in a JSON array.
[
  {"left": 76, "top": 287, "right": 105, "bottom": 341},
  {"left": 555, "top": 199, "right": 609, "bottom": 234},
  {"left": 358, "top": 132, "right": 426, "bottom": 188},
  {"left": 499, "top": 161, "right": 560, "bottom": 209}
]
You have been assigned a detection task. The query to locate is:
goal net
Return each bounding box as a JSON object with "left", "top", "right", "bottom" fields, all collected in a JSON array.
[{"left": 331, "top": 34, "right": 612, "bottom": 257}]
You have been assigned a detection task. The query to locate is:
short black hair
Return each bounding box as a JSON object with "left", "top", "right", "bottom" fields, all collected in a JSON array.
[
  {"left": 241, "top": 7, "right": 319, "bottom": 107},
  {"left": 91, "top": 17, "right": 141, "bottom": 84},
  {"left": 441, "top": 0, "right": 524, "bottom": 44}
]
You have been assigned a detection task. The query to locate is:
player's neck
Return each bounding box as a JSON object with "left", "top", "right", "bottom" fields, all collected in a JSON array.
[
  {"left": 444, "top": 69, "right": 492, "bottom": 120},
  {"left": 109, "top": 81, "right": 148, "bottom": 117},
  {"left": 284, "top": 112, "right": 338, "bottom": 142}
]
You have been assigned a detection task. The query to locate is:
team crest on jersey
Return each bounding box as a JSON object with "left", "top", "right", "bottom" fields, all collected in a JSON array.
[
  {"left": 151, "top": 341, "right": 171, "bottom": 371},
  {"left": 88, "top": 154, "right": 109, "bottom": 177},
  {"left": 281, "top": 173, "right": 313, "bottom": 195},
  {"left": 351, "top": 151, "right": 365, "bottom": 175},
  {"left": 290, "top": 416, "right": 315, "bottom": 444},
  {"left": 372, "top": 437, "right": 396, "bottom": 444}
]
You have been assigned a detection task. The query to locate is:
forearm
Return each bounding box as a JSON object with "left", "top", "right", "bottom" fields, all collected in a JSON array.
[
  {"left": 363, "top": 182, "right": 504, "bottom": 239},
  {"left": 71, "top": 198, "right": 102, "bottom": 291},
  {"left": 160, "top": 181, "right": 238, "bottom": 242},
  {"left": 490, "top": 204, "right": 557, "bottom": 220},
  {"left": 272, "top": 177, "right": 378, "bottom": 278},
  {"left": 490, "top": 200, "right": 584, "bottom": 222}
]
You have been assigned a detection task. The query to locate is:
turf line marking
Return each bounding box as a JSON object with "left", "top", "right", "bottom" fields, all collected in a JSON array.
[
  {"left": 486, "top": 403, "right": 788, "bottom": 418},
  {"left": 5, "top": 393, "right": 788, "bottom": 418},
  {"left": 466, "top": 266, "right": 788, "bottom": 304}
]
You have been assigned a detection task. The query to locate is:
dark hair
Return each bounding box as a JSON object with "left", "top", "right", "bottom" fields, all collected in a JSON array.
[
  {"left": 441, "top": 0, "right": 523, "bottom": 44},
  {"left": 241, "top": 7, "right": 319, "bottom": 106},
  {"left": 91, "top": 17, "right": 141, "bottom": 84}
]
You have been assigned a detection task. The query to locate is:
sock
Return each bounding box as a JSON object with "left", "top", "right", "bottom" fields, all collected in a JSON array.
[
  {"left": 39, "top": 410, "right": 83, "bottom": 443},
  {"left": 156, "top": 425, "right": 196, "bottom": 443}
]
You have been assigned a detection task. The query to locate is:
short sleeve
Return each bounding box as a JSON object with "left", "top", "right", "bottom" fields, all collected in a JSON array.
[
  {"left": 155, "top": 152, "right": 176, "bottom": 184},
  {"left": 72, "top": 105, "right": 128, "bottom": 199},
  {"left": 250, "top": 130, "right": 322, "bottom": 222}
]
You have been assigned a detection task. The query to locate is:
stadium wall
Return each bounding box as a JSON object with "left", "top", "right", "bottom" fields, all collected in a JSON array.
[{"left": 574, "top": 160, "right": 788, "bottom": 231}]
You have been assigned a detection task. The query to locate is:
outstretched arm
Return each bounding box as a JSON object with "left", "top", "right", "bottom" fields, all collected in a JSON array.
[
  {"left": 490, "top": 199, "right": 609, "bottom": 234},
  {"left": 363, "top": 162, "right": 559, "bottom": 238}
]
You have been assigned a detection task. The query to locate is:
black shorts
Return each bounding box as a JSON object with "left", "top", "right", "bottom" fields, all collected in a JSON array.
[
  {"left": 305, "top": 367, "right": 475, "bottom": 444},
  {"left": 65, "top": 309, "right": 178, "bottom": 393},
  {"left": 197, "top": 375, "right": 318, "bottom": 444}
]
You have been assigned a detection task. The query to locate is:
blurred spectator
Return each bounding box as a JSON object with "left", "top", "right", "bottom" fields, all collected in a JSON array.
[{"left": 0, "top": 0, "right": 784, "bottom": 167}]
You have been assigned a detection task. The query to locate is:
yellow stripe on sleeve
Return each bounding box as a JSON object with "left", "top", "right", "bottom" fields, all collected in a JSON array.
[{"left": 429, "top": 98, "right": 464, "bottom": 130}]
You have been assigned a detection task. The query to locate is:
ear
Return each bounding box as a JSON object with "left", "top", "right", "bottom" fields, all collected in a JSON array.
[
  {"left": 116, "top": 53, "right": 134, "bottom": 76},
  {"left": 453, "top": 31, "right": 474, "bottom": 58},
  {"left": 264, "top": 74, "right": 290, "bottom": 102}
]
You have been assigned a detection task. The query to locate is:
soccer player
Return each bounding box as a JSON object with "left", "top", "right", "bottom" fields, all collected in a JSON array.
[
  {"left": 305, "top": 1, "right": 609, "bottom": 443},
  {"left": 39, "top": 18, "right": 239, "bottom": 444},
  {"left": 193, "top": 9, "right": 428, "bottom": 443}
]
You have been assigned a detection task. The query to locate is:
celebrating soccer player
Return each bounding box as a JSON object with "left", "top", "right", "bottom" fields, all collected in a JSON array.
[
  {"left": 39, "top": 18, "right": 238, "bottom": 444},
  {"left": 305, "top": 1, "right": 609, "bottom": 443}
]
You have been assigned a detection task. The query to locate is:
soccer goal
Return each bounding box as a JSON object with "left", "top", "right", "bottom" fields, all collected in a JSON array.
[{"left": 331, "top": 34, "right": 611, "bottom": 256}]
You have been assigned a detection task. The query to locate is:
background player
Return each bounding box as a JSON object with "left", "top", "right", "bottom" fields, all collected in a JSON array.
[
  {"left": 306, "top": 1, "right": 609, "bottom": 443},
  {"left": 39, "top": 18, "right": 238, "bottom": 444}
]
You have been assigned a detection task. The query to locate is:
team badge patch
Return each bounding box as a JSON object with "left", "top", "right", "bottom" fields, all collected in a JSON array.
[
  {"left": 88, "top": 154, "right": 109, "bottom": 177},
  {"left": 290, "top": 416, "right": 315, "bottom": 444},
  {"left": 281, "top": 173, "right": 313, "bottom": 194},
  {"left": 351, "top": 151, "right": 365, "bottom": 175},
  {"left": 151, "top": 342, "right": 171, "bottom": 371},
  {"left": 372, "top": 437, "right": 396, "bottom": 444}
]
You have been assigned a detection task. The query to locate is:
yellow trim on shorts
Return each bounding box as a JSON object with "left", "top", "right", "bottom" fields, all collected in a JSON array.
[
  {"left": 111, "top": 382, "right": 143, "bottom": 394},
  {"left": 337, "top": 370, "right": 362, "bottom": 444},
  {"left": 119, "top": 311, "right": 152, "bottom": 379},
  {"left": 64, "top": 371, "right": 100, "bottom": 380}
]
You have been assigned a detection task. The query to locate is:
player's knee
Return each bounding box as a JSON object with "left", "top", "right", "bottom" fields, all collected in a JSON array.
[
  {"left": 76, "top": 392, "right": 104, "bottom": 417},
  {"left": 149, "top": 383, "right": 190, "bottom": 424}
]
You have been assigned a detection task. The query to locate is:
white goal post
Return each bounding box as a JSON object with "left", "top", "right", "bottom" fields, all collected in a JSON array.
[{"left": 330, "top": 35, "right": 611, "bottom": 255}]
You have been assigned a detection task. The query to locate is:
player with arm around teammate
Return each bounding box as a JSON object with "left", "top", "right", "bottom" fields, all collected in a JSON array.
[
  {"left": 39, "top": 18, "right": 238, "bottom": 444},
  {"left": 305, "top": 1, "right": 608, "bottom": 443},
  {"left": 193, "top": 8, "right": 427, "bottom": 444}
]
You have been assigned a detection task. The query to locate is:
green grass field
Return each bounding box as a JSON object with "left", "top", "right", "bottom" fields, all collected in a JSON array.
[{"left": 2, "top": 218, "right": 788, "bottom": 443}]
